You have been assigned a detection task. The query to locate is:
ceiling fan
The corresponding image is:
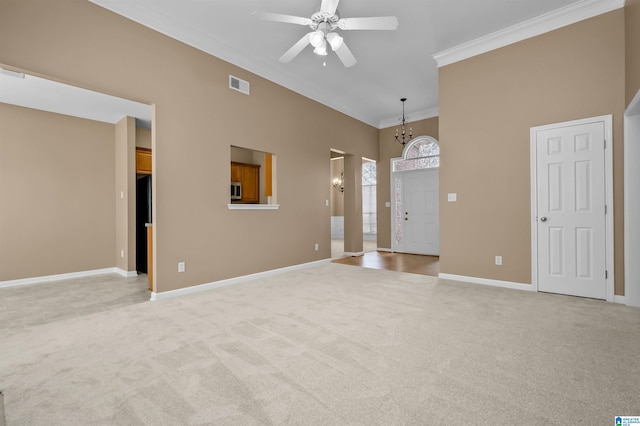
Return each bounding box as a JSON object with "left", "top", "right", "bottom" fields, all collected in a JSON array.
[{"left": 254, "top": 0, "right": 398, "bottom": 68}]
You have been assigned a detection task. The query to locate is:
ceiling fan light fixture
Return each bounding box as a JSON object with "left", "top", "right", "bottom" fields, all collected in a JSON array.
[
  {"left": 309, "top": 30, "right": 324, "bottom": 48},
  {"left": 326, "top": 32, "right": 343, "bottom": 51},
  {"left": 313, "top": 40, "right": 328, "bottom": 56}
]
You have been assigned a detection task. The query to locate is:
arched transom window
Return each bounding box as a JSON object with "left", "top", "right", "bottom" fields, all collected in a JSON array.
[{"left": 392, "top": 136, "right": 440, "bottom": 172}]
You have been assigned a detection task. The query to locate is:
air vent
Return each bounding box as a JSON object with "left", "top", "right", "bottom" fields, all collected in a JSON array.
[{"left": 229, "top": 75, "right": 250, "bottom": 95}]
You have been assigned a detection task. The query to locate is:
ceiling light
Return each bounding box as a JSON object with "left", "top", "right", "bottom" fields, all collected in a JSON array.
[
  {"left": 314, "top": 40, "right": 328, "bottom": 56},
  {"left": 395, "top": 98, "right": 413, "bottom": 146},
  {"left": 309, "top": 30, "right": 324, "bottom": 48},
  {"left": 326, "top": 33, "right": 343, "bottom": 51}
]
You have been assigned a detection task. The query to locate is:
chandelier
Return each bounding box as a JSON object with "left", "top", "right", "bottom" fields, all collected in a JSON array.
[
  {"left": 395, "top": 98, "right": 413, "bottom": 146},
  {"left": 332, "top": 170, "right": 344, "bottom": 193}
]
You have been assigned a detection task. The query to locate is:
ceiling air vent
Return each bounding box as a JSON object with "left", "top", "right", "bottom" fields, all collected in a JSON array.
[{"left": 229, "top": 75, "right": 250, "bottom": 95}]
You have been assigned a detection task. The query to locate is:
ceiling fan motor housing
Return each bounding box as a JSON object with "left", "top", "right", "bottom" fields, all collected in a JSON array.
[{"left": 310, "top": 11, "right": 340, "bottom": 31}]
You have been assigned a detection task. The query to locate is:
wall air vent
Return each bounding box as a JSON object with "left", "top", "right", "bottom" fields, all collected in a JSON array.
[{"left": 229, "top": 75, "right": 250, "bottom": 95}]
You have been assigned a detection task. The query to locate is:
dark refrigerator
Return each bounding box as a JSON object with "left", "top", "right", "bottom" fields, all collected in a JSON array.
[{"left": 136, "top": 175, "right": 152, "bottom": 274}]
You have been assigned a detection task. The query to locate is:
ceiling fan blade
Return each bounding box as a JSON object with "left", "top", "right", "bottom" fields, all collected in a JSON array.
[
  {"left": 334, "top": 41, "right": 357, "bottom": 68},
  {"left": 253, "top": 11, "right": 312, "bottom": 26},
  {"left": 320, "top": 0, "right": 340, "bottom": 15},
  {"left": 279, "top": 32, "right": 313, "bottom": 63},
  {"left": 338, "top": 16, "right": 399, "bottom": 30}
]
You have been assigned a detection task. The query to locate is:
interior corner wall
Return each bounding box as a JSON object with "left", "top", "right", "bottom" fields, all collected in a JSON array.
[
  {"left": 376, "top": 117, "right": 439, "bottom": 250},
  {"left": 626, "top": 0, "right": 640, "bottom": 107},
  {"left": 0, "top": 0, "right": 378, "bottom": 292},
  {"left": 438, "top": 10, "right": 625, "bottom": 292},
  {"left": 0, "top": 103, "right": 115, "bottom": 281},
  {"left": 114, "top": 116, "right": 136, "bottom": 272},
  {"left": 343, "top": 154, "right": 363, "bottom": 253}
]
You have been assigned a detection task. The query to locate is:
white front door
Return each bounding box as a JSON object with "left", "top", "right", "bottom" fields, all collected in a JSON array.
[
  {"left": 394, "top": 169, "right": 439, "bottom": 255},
  {"left": 534, "top": 120, "right": 607, "bottom": 299}
]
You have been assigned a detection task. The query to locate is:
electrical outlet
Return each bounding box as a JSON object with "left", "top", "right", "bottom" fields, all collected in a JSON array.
[
  {"left": 120, "top": 249, "right": 124, "bottom": 258},
  {"left": 448, "top": 193, "right": 457, "bottom": 202},
  {"left": 495, "top": 256, "right": 502, "bottom": 266},
  {"left": 178, "top": 261, "right": 185, "bottom": 272},
  {"left": 314, "top": 243, "right": 319, "bottom": 251}
]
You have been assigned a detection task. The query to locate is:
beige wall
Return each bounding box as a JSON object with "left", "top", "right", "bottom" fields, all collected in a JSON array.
[
  {"left": 438, "top": 10, "right": 626, "bottom": 293},
  {"left": 135, "top": 127, "right": 151, "bottom": 149},
  {"left": 114, "top": 116, "right": 136, "bottom": 272},
  {"left": 376, "top": 117, "right": 439, "bottom": 250},
  {"left": 0, "top": 103, "right": 115, "bottom": 280},
  {"left": 0, "top": 0, "right": 378, "bottom": 291},
  {"left": 230, "top": 146, "right": 254, "bottom": 164},
  {"left": 627, "top": 0, "right": 640, "bottom": 107}
]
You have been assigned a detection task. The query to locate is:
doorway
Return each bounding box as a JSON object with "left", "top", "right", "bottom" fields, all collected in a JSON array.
[
  {"left": 530, "top": 115, "right": 614, "bottom": 300},
  {"left": 390, "top": 136, "right": 440, "bottom": 255},
  {"left": 330, "top": 151, "right": 345, "bottom": 258}
]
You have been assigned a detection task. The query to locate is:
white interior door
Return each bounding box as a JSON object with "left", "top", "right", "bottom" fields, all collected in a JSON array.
[
  {"left": 400, "top": 169, "right": 439, "bottom": 255},
  {"left": 534, "top": 120, "right": 606, "bottom": 299}
]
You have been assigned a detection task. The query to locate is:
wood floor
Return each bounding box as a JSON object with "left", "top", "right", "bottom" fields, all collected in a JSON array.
[{"left": 332, "top": 251, "right": 439, "bottom": 276}]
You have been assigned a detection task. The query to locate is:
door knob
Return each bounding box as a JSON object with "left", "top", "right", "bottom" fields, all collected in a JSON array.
[{"left": 540, "top": 217, "right": 547, "bottom": 222}]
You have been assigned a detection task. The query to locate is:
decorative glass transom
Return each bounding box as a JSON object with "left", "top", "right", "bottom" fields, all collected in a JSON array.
[{"left": 392, "top": 137, "right": 440, "bottom": 172}]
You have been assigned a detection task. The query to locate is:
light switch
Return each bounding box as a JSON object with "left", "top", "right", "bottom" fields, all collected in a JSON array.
[{"left": 448, "top": 193, "right": 457, "bottom": 202}]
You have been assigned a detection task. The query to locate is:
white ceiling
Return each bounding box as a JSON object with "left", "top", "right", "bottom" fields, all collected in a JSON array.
[
  {"left": 87, "top": 0, "right": 586, "bottom": 128},
  {"left": 1, "top": 0, "right": 613, "bottom": 128}
]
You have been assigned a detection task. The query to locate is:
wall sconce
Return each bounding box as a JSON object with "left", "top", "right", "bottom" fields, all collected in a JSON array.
[{"left": 333, "top": 170, "right": 344, "bottom": 193}]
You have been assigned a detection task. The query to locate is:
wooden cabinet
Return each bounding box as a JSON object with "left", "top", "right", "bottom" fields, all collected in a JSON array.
[
  {"left": 231, "top": 161, "right": 260, "bottom": 203},
  {"left": 136, "top": 148, "right": 152, "bottom": 174}
]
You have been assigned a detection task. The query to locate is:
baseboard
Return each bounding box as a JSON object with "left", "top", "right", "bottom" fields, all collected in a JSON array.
[
  {"left": 377, "top": 248, "right": 392, "bottom": 253},
  {"left": 614, "top": 295, "right": 626, "bottom": 305},
  {"left": 438, "top": 273, "right": 534, "bottom": 292},
  {"left": 0, "top": 267, "right": 119, "bottom": 289},
  {"left": 343, "top": 251, "right": 364, "bottom": 257},
  {"left": 150, "top": 259, "right": 332, "bottom": 301},
  {"left": 115, "top": 268, "right": 138, "bottom": 278}
]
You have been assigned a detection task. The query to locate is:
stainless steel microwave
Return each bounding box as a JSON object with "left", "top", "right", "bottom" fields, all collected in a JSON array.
[{"left": 231, "top": 181, "right": 242, "bottom": 200}]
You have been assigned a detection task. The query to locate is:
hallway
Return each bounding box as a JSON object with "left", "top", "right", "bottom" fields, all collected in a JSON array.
[{"left": 331, "top": 239, "right": 439, "bottom": 276}]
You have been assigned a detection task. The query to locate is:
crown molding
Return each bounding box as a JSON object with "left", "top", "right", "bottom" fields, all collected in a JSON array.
[
  {"left": 378, "top": 107, "right": 439, "bottom": 129},
  {"left": 432, "top": 0, "right": 625, "bottom": 68}
]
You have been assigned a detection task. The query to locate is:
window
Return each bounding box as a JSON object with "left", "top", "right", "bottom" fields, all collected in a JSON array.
[
  {"left": 392, "top": 138, "right": 439, "bottom": 172},
  {"left": 228, "top": 145, "right": 278, "bottom": 210},
  {"left": 362, "top": 161, "right": 376, "bottom": 235}
]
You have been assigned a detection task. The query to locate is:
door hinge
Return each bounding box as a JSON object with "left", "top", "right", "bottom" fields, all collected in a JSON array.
[
  {"left": 605, "top": 205, "right": 607, "bottom": 214},
  {"left": 605, "top": 270, "right": 608, "bottom": 279},
  {"left": 604, "top": 139, "right": 607, "bottom": 149}
]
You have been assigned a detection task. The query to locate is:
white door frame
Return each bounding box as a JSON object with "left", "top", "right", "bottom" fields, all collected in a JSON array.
[
  {"left": 530, "top": 115, "right": 614, "bottom": 302},
  {"left": 625, "top": 91, "right": 640, "bottom": 307}
]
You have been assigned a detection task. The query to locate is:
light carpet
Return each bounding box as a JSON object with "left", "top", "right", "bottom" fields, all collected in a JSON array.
[{"left": 1, "top": 263, "right": 639, "bottom": 425}]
